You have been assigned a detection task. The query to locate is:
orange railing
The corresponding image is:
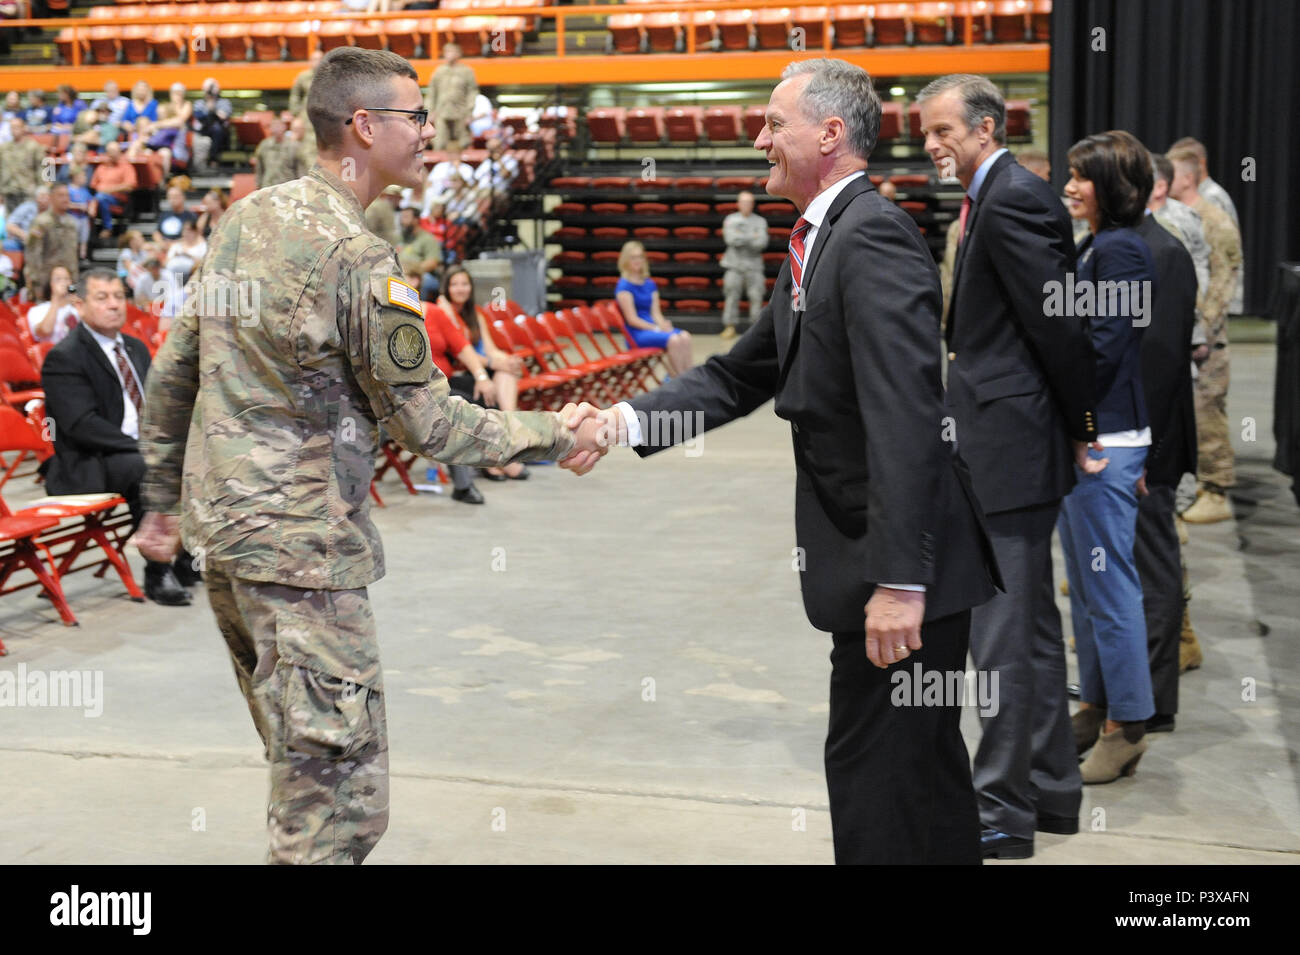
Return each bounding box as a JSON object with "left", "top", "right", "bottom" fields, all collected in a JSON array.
[{"left": 0, "top": 1, "right": 1050, "bottom": 89}]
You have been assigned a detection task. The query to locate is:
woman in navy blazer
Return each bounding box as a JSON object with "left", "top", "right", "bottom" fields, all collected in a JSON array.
[{"left": 1059, "top": 130, "right": 1158, "bottom": 783}]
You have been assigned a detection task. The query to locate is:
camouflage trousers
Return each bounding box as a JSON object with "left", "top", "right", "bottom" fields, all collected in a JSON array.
[
  {"left": 433, "top": 116, "right": 471, "bottom": 151},
  {"left": 1194, "top": 344, "right": 1235, "bottom": 490},
  {"left": 205, "top": 566, "right": 389, "bottom": 864},
  {"left": 722, "top": 267, "right": 766, "bottom": 326}
]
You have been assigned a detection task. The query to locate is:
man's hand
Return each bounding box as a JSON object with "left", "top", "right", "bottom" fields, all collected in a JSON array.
[
  {"left": 473, "top": 375, "right": 497, "bottom": 407},
  {"left": 1136, "top": 468, "right": 1149, "bottom": 498},
  {"left": 865, "top": 587, "right": 925, "bottom": 669},
  {"left": 557, "top": 401, "right": 620, "bottom": 475},
  {"left": 1073, "top": 439, "right": 1108, "bottom": 475},
  {"left": 134, "top": 512, "right": 181, "bottom": 562},
  {"left": 1192, "top": 343, "right": 1210, "bottom": 365}
]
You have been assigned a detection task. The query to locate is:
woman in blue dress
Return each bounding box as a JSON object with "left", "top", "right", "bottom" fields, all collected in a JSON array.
[{"left": 614, "top": 240, "right": 694, "bottom": 376}]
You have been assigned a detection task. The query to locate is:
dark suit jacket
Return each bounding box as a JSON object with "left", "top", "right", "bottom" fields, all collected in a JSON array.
[
  {"left": 1136, "top": 215, "right": 1197, "bottom": 487},
  {"left": 1076, "top": 226, "right": 1153, "bottom": 434},
  {"left": 629, "top": 174, "right": 1000, "bottom": 632},
  {"left": 945, "top": 150, "right": 1097, "bottom": 516},
  {"left": 41, "top": 321, "right": 151, "bottom": 495}
]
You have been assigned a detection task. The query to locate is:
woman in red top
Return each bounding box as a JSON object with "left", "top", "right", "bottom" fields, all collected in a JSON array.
[{"left": 419, "top": 280, "right": 500, "bottom": 505}]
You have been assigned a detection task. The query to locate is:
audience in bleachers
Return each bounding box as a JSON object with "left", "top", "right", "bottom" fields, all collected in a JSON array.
[
  {"left": 426, "top": 42, "right": 477, "bottom": 151},
  {"left": 614, "top": 240, "right": 694, "bottom": 376},
  {"left": 397, "top": 202, "right": 443, "bottom": 301},
  {"left": 196, "top": 189, "right": 228, "bottom": 241},
  {"left": 23, "top": 181, "right": 79, "bottom": 294},
  {"left": 0, "top": 116, "right": 45, "bottom": 211},
  {"left": 88, "top": 141, "right": 136, "bottom": 238},
  {"left": 70, "top": 99, "right": 117, "bottom": 151},
  {"left": 2, "top": 183, "right": 45, "bottom": 252},
  {"left": 153, "top": 184, "right": 195, "bottom": 246},
  {"left": 163, "top": 219, "right": 206, "bottom": 283},
  {"left": 194, "top": 79, "right": 234, "bottom": 162},
  {"left": 50, "top": 84, "right": 86, "bottom": 136}
]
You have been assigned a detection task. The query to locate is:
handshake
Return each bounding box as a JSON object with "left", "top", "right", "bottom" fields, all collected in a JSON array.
[{"left": 555, "top": 402, "right": 625, "bottom": 475}]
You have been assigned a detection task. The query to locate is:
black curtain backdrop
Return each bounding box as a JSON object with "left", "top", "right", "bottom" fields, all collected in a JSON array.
[{"left": 1049, "top": 0, "right": 1300, "bottom": 315}]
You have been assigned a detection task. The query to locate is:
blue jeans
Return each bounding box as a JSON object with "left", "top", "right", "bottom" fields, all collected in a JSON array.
[
  {"left": 94, "top": 192, "right": 123, "bottom": 231},
  {"left": 2, "top": 238, "right": 21, "bottom": 252},
  {"left": 1057, "top": 445, "right": 1154, "bottom": 722}
]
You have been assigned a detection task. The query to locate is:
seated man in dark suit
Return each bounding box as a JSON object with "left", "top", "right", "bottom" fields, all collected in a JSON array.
[{"left": 40, "top": 267, "right": 194, "bottom": 605}]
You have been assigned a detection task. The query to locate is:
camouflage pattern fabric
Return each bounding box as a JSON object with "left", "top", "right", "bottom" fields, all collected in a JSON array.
[
  {"left": 0, "top": 137, "right": 46, "bottom": 208},
  {"left": 138, "top": 163, "right": 575, "bottom": 592},
  {"left": 425, "top": 63, "right": 477, "bottom": 150},
  {"left": 1194, "top": 344, "right": 1234, "bottom": 490},
  {"left": 205, "top": 564, "right": 388, "bottom": 865},
  {"left": 24, "top": 210, "right": 79, "bottom": 292},
  {"left": 1198, "top": 176, "right": 1243, "bottom": 314},
  {"left": 253, "top": 137, "right": 307, "bottom": 190}
]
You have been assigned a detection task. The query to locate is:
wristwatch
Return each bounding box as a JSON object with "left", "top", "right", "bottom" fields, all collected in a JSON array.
[{"left": 476, "top": 371, "right": 489, "bottom": 381}]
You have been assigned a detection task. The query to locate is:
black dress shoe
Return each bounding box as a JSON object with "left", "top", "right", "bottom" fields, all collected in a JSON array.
[
  {"left": 1067, "top": 682, "right": 1080, "bottom": 699},
  {"left": 1146, "top": 713, "right": 1176, "bottom": 733},
  {"left": 172, "top": 549, "right": 203, "bottom": 587},
  {"left": 981, "top": 828, "right": 1033, "bottom": 860},
  {"left": 479, "top": 469, "right": 508, "bottom": 482},
  {"left": 451, "top": 486, "right": 485, "bottom": 505},
  {"left": 1036, "top": 814, "right": 1080, "bottom": 835},
  {"left": 144, "top": 561, "right": 192, "bottom": 606}
]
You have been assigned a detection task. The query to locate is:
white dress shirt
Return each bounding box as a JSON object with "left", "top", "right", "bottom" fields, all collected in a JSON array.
[
  {"left": 616, "top": 169, "right": 923, "bottom": 592},
  {"left": 87, "top": 325, "right": 145, "bottom": 440}
]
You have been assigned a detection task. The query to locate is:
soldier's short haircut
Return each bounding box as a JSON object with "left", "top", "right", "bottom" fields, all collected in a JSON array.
[
  {"left": 780, "top": 59, "right": 881, "bottom": 161},
  {"left": 1151, "top": 153, "right": 1174, "bottom": 186},
  {"left": 1067, "top": 130, "right": 1152, "bottom": 229},
  {"left": 308, "top": 47, "right": 419, "bottom": 151},
  {"left": 1168, "top": 136, "right": 1207, "bottom": 162},
  {"left": 1166, "top": 146, "right": 1201, "bottom": 173},
  {"left": 82, "top": 267, "right": 124, "bottom": 291},
  {"left": 917, "top": 73, "right": 1006, "bottom": 145}
]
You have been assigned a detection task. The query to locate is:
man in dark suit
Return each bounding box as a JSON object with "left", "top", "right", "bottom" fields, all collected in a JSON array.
[
  {"left": 917, "top": 74, "right": 1101, "bottom": 858},
  {"left": 41, "top": 268, "right": 193, "bottom": 605},
  {"left": 561, "top": 59, "right": 1001, "bottom": 864},
  {"left": 1136, "top": 194, "right": 1199, "bottom": 733}
]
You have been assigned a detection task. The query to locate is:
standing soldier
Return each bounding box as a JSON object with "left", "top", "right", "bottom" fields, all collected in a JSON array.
[
  {"left": 425, "top": 42, "right": 478, "bottom": 151},
  {"left": 252, "top": 119, "right": 307, "bottom": 190},
  {"left": 24, "top": 182, "right": 80, "bottom": 293},
  {"left": 288, "top": 48, "right": 323, "bottom": 118},
  {"left": 1167, "top": 146, "right": 1242, "bottom": 525},
  {"left": 718, "top": 190, "right": 768, "bottom": 340},
  {"left": 134, "top": 47, "right": 605, "bottom": 865},
  {"left": 1169, "top": 136, "right": 1244, "bottom": 315},
  {"left": 1, "top": 116, "right": 49, "bottom": 211}
]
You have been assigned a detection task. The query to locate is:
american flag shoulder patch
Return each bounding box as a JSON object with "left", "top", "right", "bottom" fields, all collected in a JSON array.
[{"left": 387, "top": 278, "right": 423, "bottom": 315}]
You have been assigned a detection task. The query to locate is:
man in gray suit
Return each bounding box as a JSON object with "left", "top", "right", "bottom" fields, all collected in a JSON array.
[{"left": 719, "top": 191, "right": 769, "bottom": 340}]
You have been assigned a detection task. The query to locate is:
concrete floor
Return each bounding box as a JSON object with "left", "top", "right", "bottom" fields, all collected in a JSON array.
[{"left": 1, "top": 335, "right": 1296, "bottom": 864}]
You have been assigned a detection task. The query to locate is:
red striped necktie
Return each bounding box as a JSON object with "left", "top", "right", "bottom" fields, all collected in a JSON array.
[
  {"left": 115, "top": 343, "right": 143, "bottom": 413},
  {"left": 789, "top": 217, "right": 812, "bottom": 297}
]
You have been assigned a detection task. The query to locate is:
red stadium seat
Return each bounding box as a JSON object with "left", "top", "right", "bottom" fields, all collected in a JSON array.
[
  {"left": 608, "top": 13, "right": 645, "bottom": 53},
  {"left": 743, "top": 105, "right": 768, "bottom": 142},
  {"left": 586, "top": 108, "right": 626, "bottom": 145},
  {"left": 592, "top": 227, "right": 629, "bottom": 238},
  {"left": 908, "top": 102, "right": 923, "bottom": 139},
  {"left": 553, "top": 202, "right": 587, "bottom": 215},
  {"left": 384, "top": 18, "right": 427, "bottom": 58},
  {"left": 715, "top": 202, "right": 738, "bottom": 215},
  {"left": 755, "top": 8, "right": 792, "bottom": 49},
  {"left": 791, "top": 6, "right": 829, "bottom": 48},
  {"left": 635, "top": 176, "right": 674, "bottom": 189},
  {"left": 674, "top": 299, "right": 712, "bottom": 313},
  {"left": 673, "top": 276, "right": 712, "bottom": 290},
  {"left": 717, "top": 9, "right": 753, "bottom": 50},
  {"left": 549, "top": 176, "right": 592, "bottom": 189},
  {"left": 879, "top": 101, "right": 903, "bottom": 140},
  {"left": 643, "top": 12, "right": 682, "bottom": 52},
  {"left": 591, "top": 176, "right": 632, "bottom": 189},
  {"left": 672, "top": 202, "right": 710, "bottom": 215},
  {"left": 632, "top": 202, "right": 668, "bottom": 214},
  {"left": 673, "top": 176, "right": 714, "bottom": 191},
  {"left": 672, "top": 251, "right": 711, "bottom": 264},
  {"left": 552, "top": 226, "right": 587, "bottom": 240},
  {"left": 703, "top": 106, "right": 742, "bottom": 143},
  {"left": 664, "top": 107, "right": 702, "bottom": 144},
  {"left": 591, "top": 202, "right": 629, "bottom": 214},
  {"left": 870, "top": 2, "right": 909, "bottom": 44},
  {"left": 672, "top": 226, "right": 710, "bottom": 240},
  {"left": 889, "top": 174, "right": 929, "bottom": 187},
  {"left": 1032, "top": 0, "right": 1052, "bottom": 40},
  {"left": 216, "top": 22, "right": 251, "bottom": 62},
  {"left": 149, "top": 25, "right": 186, "bottom": 63},
  {"left": 990, "top": 0, "right": 1034, "bottom": 42},
  {"left": 552, "top": 251, "right": 586, "bottom": 265},
  {"left": 624, "top": 107, "right": 664, "bottom": 144},
  {"left": 714, "top": 175, "right": 755, "bottom": 191},
  {"left": 911, "top": 2, "right": 959, "bottom": 44},
  {"left": 832, "top": 4, "right": 869, "bottom": 46},
  {"left": 317, "top": 19, "right": 353, "bottom": 52},
  {"left": 633, "top": 226, "right": 668, "bottom": 238},
  {"left": 1005, "top": 99, "right": 1032, "bottom": 137},
  {"left": 87, "top": 25, "right": 120, "bottom": 65}
]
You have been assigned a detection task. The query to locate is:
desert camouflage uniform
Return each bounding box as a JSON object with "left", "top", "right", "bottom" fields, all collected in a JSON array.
[
  {"left": 720, "top": 211, "right": 768, "bottom": 328},
  {"left": 1199, "top": 175, "right": 1243, "bottom": 314},
  {"left": 253, "top": 136, "right": 307, "bottom": 190},
  {"left": 425, "top": 62, "right": 478, "bottom": 151},
  {"left": 0, "top": 136, "right": 47, "bottom": 210},
  {"left": 288, "top": 68, "right": 314, "bottom": 118},
  {"left": 1155, "top": 198, "right": 1210, "bottom": 299},
  {"left": 139, "top": 165, "right": 575, "bottom": 864},
  {"left": 1190, "top": 196, "right": 1242, "bottom": 492},
  {"left": 24, "top": 209, "right": 79, "bottom": 292}
]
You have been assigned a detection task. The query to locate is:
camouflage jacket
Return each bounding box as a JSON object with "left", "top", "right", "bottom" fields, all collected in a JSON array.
[
  {"left": 0, "top": 137, "right": 46, "bottom": 198},
  {"left": 24, "top": 211, "right": 80, "bottom": 289},
  {"left": 139, "top": 165, "right": 575, "bottom": 590},
  {"left": 425, "top": 63, "right": 478, "bottom": 120},
  {"left": 1191, "top": 196, "right": 1242, "bottom": 344},
  {"left": 1199, "top": 176, "right": 1244, "bottom": 313}
]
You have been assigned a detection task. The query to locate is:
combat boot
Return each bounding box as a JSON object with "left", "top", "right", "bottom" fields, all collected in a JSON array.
[{"left": 1183, "top": 489, "right": 1232, "bottom": 524}]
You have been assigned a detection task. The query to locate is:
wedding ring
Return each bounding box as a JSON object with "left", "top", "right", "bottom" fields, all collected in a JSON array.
[{"left": 894, "top": 645, "right": 908, "bottom": 653}]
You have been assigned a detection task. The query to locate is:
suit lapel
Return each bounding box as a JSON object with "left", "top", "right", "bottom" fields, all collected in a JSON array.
[
  {"left": 78, "top": 322, "right": 128, "bottom": 423},
  {"left": 775, "top": 174, "right": 873, "bottom": 383},
  {"left": 948, "top": 151, "right": 1015, "bottom": 340}
]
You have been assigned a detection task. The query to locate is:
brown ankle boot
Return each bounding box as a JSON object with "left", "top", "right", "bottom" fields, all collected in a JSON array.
[
  {"left": 1080, "top": 726, "right": 1148, "bottom": 784},
  {"left": 1179, "top": 607, "right": 1203, "bottom": 673},
  {"left": 1073, "top": 707, "right": 1107, "bottom": 754}
]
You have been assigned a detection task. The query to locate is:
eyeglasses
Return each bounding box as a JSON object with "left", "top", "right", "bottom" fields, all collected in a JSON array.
[{"left": 345, "top": 107, "right": 429, "bottom": 128}]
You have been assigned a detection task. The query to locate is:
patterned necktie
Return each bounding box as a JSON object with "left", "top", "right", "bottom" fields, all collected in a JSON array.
[
  {"left": 789, "top": 217, "right": 812, "bottom": 298},
  {"left": 115, "top": 343, "right": 142, "bottom": 413},
  {"left": 957, "top": 194, "right": 972, "bottom": 244}
]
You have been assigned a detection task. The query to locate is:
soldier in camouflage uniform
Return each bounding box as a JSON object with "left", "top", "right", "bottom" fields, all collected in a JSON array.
[
  {"left": 288, "top": 48, "right": 322, "bottom": 118},
  {"left": 252, "top": 119, "right": 307, "bottom": 190},
  {"left": 719, "top": 191, "right": 768, "bottom": 339},
  {"left": 135, "top": 47, "right": 605, "bottom": 864},
  {"left": 1170, "top": 136, "right": 1244, "bottom": 315},
  {"left": 1168, "top": 147, "right": 1242, "bottom": 525},
  {"left": 24, "top": 183, "right": 80, "bottom": 294},
  {"left": 1, "top": 116, "right": 49, "bottom": 212},
  {"left": 425, "top": 43, "right": 478, "bottom": 151}
]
